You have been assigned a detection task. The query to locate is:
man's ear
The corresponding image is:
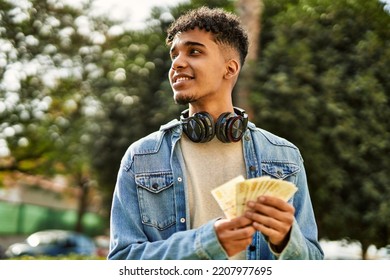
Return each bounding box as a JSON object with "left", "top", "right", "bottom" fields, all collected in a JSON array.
[{"left": 224, "top": 59, "right": 240, "bottom": 80}]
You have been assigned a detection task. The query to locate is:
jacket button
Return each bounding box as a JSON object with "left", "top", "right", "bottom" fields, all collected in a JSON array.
[
  {"left": 177, "top": 177, "right": 182, "bottom": 182},
  {"left": 249, "top": 166, "right": 256, "bottom": 171},
  {"left": 152, "top": 183, "right": 159, "bottom": 189},
  {"left": 180, "top": 218, "right": 186, "bottom": 223},
  {"left": 249, "top": 245, "right": 256, "bottom": 251}
]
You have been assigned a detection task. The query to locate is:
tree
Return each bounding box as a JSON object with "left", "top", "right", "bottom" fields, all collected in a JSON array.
[
  {"left": 250, "top": 0, "right": 390, "bottom": 256},
  {"left": 235, "top": 0, "right": 263, "bottom": 118},
  {"left": 0, "top": 0, "right": 113, "bottom": 232}
]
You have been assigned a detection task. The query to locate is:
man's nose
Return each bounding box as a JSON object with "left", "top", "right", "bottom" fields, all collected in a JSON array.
[{"left": 171, "top": 54, "right": 187, "bottom": 70}]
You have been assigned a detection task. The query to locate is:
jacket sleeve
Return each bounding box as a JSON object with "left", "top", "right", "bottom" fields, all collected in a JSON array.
[{"left": 275, "top": 158, "right": 324, "bottom": 260}]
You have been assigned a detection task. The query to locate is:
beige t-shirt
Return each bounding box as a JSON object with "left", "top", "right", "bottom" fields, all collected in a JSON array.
[{"left": 180, "top": 134, "right": 247, "bottom": 259}]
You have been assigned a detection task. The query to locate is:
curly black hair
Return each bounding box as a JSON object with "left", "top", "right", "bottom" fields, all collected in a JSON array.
[{"left": 166, "top": 6, "right": 249, "bottom": 66}]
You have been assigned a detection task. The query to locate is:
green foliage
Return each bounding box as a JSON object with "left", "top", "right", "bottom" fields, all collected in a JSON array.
[
  {"left": 0, "top": 0, "right": 113, "bottom": 230},
  {"left": 250, "top": 0, "right": 390, "bottom": 250},
  {"left": 0, "top": 0, "right": 104, "bottom": 175}
]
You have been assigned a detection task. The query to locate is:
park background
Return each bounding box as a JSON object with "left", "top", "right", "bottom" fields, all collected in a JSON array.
[{"left": 0, "top": 0, "right": 389, "bottom": 259}]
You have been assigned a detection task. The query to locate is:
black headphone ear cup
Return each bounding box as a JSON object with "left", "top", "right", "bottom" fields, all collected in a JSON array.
[
  {"left": 182, "top": 116, "right": 206, "bottom": 143},
  {"left": 181, "top": 110, "right": 215, "bottom": 143},
  {"left": 196, "top": 112, "right": 215, "bottom": 142},
  {"left": 215, "top": 112, "right": 234, "bottom": 143},
  {"left": 225, "top": 115, "right": 245, "bottom": 142}
]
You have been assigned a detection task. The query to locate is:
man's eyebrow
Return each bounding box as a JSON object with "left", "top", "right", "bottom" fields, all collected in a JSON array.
[{"left": 170, "top": 41, "right": 206, "bottom": 54}]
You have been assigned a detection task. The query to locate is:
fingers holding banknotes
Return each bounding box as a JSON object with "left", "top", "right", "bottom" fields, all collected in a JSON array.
[
  {"left": 246, "top": 196, "right": 295, "bottom": 251},
  {"left": 214, "top": 216, "right": 256, "bottom": 257},
  {"left": 211, "top": 176, "right": 298, "bottom": 253}
]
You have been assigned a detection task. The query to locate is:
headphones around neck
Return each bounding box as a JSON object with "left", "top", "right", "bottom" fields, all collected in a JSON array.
[{"left": 180, "top": 107, "right": 249, "bottom": 143}]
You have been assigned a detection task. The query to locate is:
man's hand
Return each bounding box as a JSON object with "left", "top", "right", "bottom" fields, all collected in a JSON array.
[
  {"left": 245, "top": 195, "right": 295, "bottom": 252},
  {"left": 214, "top": 216, "right": 256, "bottom": 257}
]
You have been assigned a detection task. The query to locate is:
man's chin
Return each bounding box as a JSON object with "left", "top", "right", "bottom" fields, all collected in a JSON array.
[{"left": 174, "top": 93, "right": 193, "bottom": 105}]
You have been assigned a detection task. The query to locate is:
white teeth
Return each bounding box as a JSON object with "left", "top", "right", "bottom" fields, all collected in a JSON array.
[{"left": 176, "top": 77, "right": 191, "bottom": 82}]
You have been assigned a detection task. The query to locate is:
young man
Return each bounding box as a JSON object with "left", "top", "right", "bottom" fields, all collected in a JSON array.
[{"left": 108, "top": 7, "right": 323, "bottom": 260}]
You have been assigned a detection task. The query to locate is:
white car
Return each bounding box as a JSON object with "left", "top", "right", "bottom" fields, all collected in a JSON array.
[{"left": 6, "top": 229, "right": 96, "bottom": 258}]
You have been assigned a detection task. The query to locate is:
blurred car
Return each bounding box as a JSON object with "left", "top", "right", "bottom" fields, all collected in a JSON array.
[
  {"left": 5, "top": 229, "right": 96, "bottom": 258},
  {"left": 94, "top": 235, "right": 110, "bottom": 258}
]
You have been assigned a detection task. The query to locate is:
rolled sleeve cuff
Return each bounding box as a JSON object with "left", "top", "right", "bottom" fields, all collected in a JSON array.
[
  {"left": 269, "top": 220, "right": 309, "bottom": 260},
  {"left": 195, "top": 219, "right": 228, "bottom": 260}
]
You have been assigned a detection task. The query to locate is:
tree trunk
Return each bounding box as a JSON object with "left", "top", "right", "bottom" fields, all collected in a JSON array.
[
  {"left": 75, "top": 175, "right": 89, "bottom": 233},
  {"left": 235, "top": 0, "right": 263, "bottom": 119}
]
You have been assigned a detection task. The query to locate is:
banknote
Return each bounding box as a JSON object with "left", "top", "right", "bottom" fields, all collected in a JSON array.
[
  {"left": 244, "top": 176, "right": 271, "bottom": 204},
  {"left": 211, "top": 175, "right": 245, "bottom": 219},
  {"left": 235, "top": 180, "right": 250, "bottom": 217},
  {"left": 212, "top": 176, "right": 298, "bottom": 218}
]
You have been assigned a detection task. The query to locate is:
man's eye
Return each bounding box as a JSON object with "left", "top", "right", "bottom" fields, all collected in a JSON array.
[{"left": 190, "top": 49, "right": 201, "bottom": 55}]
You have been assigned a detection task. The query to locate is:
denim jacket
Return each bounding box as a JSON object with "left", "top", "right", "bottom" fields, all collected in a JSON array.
[{"left": 108, "top": 119, "right": 324, "bottom": 260}]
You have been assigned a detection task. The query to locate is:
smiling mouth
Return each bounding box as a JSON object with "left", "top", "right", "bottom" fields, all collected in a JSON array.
[
  {"left": 172, "top": 76, "right": 194, "bottom": 88},
  {"left": 175, "top": 77, "right": 192, "bottom": 83},
  {"left": 173, "top": 76, "right": 193, "bottom": 84}
]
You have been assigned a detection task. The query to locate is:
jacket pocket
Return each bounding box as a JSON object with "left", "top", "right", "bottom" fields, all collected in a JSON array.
[
  {"left": 136, "top": 172, "right": 176, "bottom": 230},
  {"left": 261, "top": 161, "right": 300, "bottom": 181}
]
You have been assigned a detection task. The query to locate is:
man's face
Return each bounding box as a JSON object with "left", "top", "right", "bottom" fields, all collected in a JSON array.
[{"left": 168, "top": 28, "right": 228, "bottom": 105}]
